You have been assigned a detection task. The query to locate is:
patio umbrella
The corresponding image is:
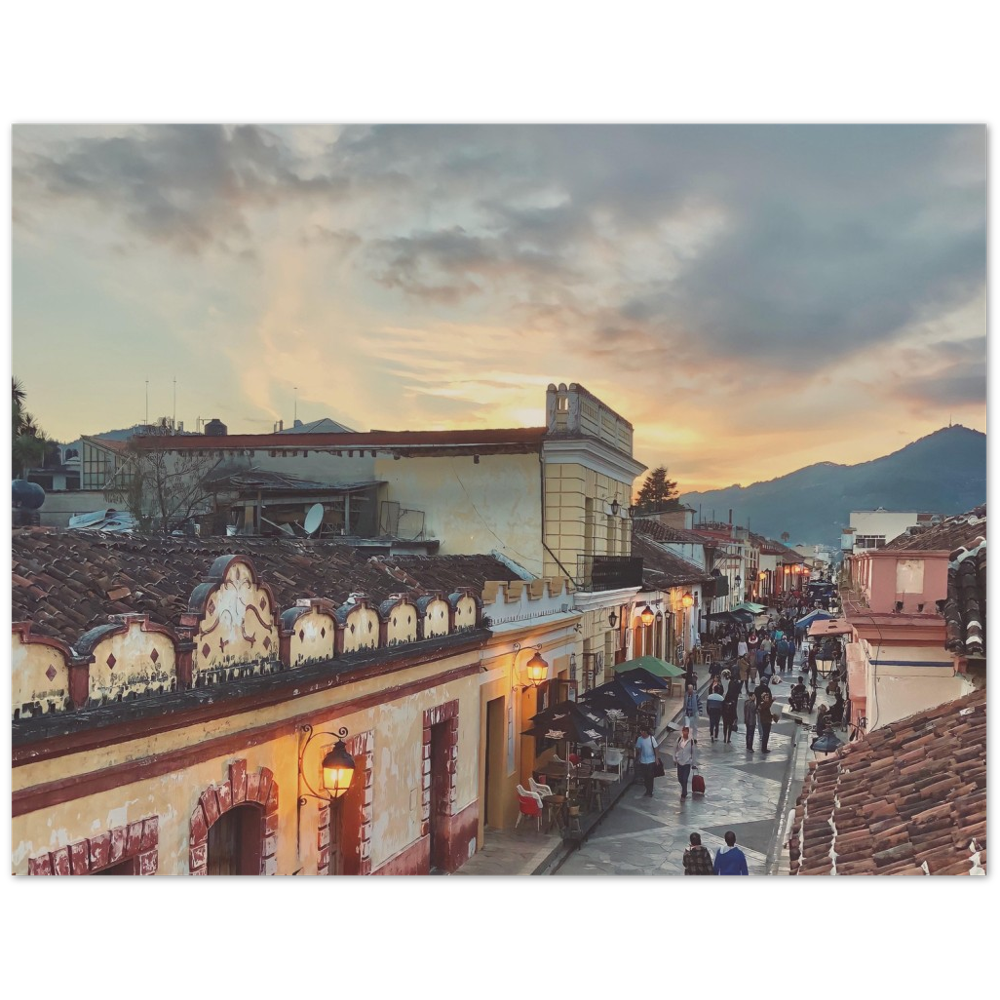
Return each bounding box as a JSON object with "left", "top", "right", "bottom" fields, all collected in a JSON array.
[
  {"left": 796, "top": 609, "right": 834, "bottom": 628},
  {"left": 521, "top": 704, "right": 608, "bottom": 744},
  {"left": 581, "top": 677, "right": 653, "bottom": 715},
  {"left": 616, "top": 666, "right": 669, "bottom": 690},
  {"left": 613, "top": 655, "right": 685, "bottom": 679}
]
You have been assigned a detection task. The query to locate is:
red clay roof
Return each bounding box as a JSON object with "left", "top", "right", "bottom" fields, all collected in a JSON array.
[
  {"left": 632, "top": 534, "right": 714, "bottom": 589},
  {"left": 882, "top": 504, "right": 986, "bottom": 552},
  {"left": 11, "top": 528, "right": 523, "bottom": 646},
  {"left": 789, "top": 687, "right": 986, "bottom": 876},
  {"left": 129, "top": 427, "right": 548, "bottom": 451},
  {"left": 633, "top": 518, "right": 709, "bottom": 546}
]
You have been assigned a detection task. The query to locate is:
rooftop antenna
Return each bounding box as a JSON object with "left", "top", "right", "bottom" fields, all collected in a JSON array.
[
  {"left": 294, "top": 386, "right": 298, "bottom": 424},
  {"left": 145, "top": 380, "right": 149, "bottom": 425},
  {"left": 173, "top": 377, "right": 177, "bottom": 427}
]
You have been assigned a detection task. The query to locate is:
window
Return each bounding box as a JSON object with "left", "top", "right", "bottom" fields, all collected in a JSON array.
[{"left": 855, "top": 535, "right": 886, "bottom": 550}]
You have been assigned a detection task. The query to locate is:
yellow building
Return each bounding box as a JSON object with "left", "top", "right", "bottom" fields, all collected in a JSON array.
[{"left": 11, "top": 530, "right": 526, "bottom": 875}]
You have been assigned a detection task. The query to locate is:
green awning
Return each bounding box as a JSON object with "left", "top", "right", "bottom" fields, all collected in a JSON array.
[
  {"left": 613, "top": 655, "right": 685, "bottom": 678},
  {"left": 734, "top": 601, "right": 767, "bottom": 614}
]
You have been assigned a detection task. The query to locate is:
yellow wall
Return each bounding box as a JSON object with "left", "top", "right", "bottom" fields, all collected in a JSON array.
[
  {"left": 374, "top": 453, "right": 543, "bottom": 575},
  {"left": 12, "top": 635, "right": 71, "bottom": 718},
  {"left": 543, "top": 463, "right": 634, "bottom": 578},
  {"left": 289, "top": 608, "right": 337, "bottom": 665},
  {"left": 12, "top": 648, "right": 482, "bottom": 875},
  {"left": 88, "top": 622, "right": 178, "bottom": 702}
]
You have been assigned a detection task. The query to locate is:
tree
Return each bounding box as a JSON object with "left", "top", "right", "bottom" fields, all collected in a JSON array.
[
  {"left": 12, "top": 377, "right": 48, "bottom": 478},
  {"left": 110, "top": 439, "right": 226, "bottom": 534},
  {"left": 634, "top": 466, "right": 680, "bottom": 513},
  {"left": 781, "top": 532, "right": 790, "bottom": 543}
]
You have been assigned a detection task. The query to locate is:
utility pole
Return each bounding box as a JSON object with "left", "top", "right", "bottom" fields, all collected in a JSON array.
[
  {"left": 173, "top": 377, "right": 177, "bottom": 427},
  {"left": 145, "top": 380, "right": 149, "bottom": 425},
  {"left": 294, "top": 386, "right": 298, "bottom": 424}
]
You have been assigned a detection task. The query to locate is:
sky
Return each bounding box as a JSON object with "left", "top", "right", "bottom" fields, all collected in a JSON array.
[{"left": 11, "top": 124, "right": 986, "bottom": 492}]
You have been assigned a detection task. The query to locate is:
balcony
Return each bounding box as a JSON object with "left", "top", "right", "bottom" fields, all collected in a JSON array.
[{"left": 576, "top": 554, "right": 644, "bottom": 592}]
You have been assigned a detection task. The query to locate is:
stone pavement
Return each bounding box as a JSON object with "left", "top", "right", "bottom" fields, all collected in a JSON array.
[{"left": 555, "top": 650, "right": 813, "bottom": 877}]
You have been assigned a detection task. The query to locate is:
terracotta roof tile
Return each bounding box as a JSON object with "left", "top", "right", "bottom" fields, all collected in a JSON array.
[
  {"left": 791, "top": 687, "right": 986, "bottom": 876},
  {"left": 11, "top": 528, "right": 523, "bottom": 646}
]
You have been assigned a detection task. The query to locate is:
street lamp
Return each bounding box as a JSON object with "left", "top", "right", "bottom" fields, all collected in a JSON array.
[
  {"left": 639, "top": 604, "right": 655, "bottom": 626},
  {"left": 513, "top": 642, "right": 549, "bottom": 688},
  {"left": 681, "top": 592, "right": 694, "bottom": 609},
  {"left": 608, "top": 610, "right": 618, "bottom": 628},
  {"left": 298, "top": 725, "right": 357, "bottom": 803}
]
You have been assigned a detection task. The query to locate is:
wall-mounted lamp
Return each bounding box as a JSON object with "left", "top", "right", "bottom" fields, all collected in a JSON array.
[
  {"left": 655, "top": 610, "right": 664, "bottom": 624},
  {"left": 608, "top": 610, "right": 619, "bottom": 628},
  {"left": 639, "top": 604, "right": 655, "bottom": 627},
  {"left": 759, "top": 570, "right": 766, "bottom": 580},
  {"left": 735, "top": 574, "right": 742, "bottom": 590},
  {"left": 681, "top": 592, "right": 694, "bottom": 609},
  {"left": 513, "top": 642, "right": 549, "bottom": 688},
  {"left": 298, "top": 724, "right": 357, "bottom": 805}
]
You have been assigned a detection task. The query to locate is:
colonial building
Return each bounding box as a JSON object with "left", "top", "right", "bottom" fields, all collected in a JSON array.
[
  {"left": 12, "top": 529, "right": 530, "bottom": 875},
  {"left": 839, "top": 505, "right": 985, "bottom": 731}
]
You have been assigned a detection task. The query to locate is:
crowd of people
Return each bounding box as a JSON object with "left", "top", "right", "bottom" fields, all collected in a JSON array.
[{"left": 632, "top": 592, "right": 851, "bottom": 875}]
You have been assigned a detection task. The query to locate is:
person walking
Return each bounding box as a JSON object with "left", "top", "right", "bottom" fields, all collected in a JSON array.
[
  {"left": 775, "top": 635, "right": 789, "bottom": 675},
  {"left": 755, "top": 679, "right": 775, "bottom": 753},
  {"left": 683, "top": 833, "right": 715, "bottom": 875},
  {"left": 706, "top": 686, "right": 724, "bottom": 742},
  {"left": 760, "top": 635, "right": 773, "bottom": 673},
  {"left": 721, "top": 695, "right": 738, "bottom": 745},
  {"left": 634, "top": 726, "right": 659, "bottom": 798},
  {"left": 737, "top": 653, "right": 751, "bottom": 695},
  {"left": 713, "top": 831, "right": 749, "bottom": 875},
  {"left": 682, "top": 684, "right": 703, "bottom": 743},
  {"left": 736, "top": 634, "right": 749, "bottom": 661},
  {"left": 673, "top": 725, "right": 697, "bottom": 799},
  {"left": 743, "top": 691, "right": 758, "bottom": 751}
]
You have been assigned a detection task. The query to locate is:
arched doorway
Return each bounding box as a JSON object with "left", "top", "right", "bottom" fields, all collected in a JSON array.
[{"left": 207, "top": 804, "right": 265, "bottom": 876}]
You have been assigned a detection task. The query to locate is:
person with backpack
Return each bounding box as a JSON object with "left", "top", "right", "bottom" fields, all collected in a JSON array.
[
  {"left": 683, "top": 832, "right": 715, "bottom": 875},
  {"left": 755, "top": 679, "right": 775, "bottom": 753}
]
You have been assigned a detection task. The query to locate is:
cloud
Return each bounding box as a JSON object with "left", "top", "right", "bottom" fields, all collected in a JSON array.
[
  {"left": 14, "top": 124, "right": 348, "bottom": 254},
  {"left": 12, "top": 124, "right": 986, "bottom": 491}
]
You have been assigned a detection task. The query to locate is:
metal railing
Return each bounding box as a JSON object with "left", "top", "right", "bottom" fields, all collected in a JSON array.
[{"left": 576, "top": 554, "right": 644, "bottom": 592}]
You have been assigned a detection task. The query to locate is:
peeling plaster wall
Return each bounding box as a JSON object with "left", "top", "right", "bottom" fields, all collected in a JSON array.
[
  {"left": 374, "top": 453, "right": 543, "bottom": 575},
  {"left": 12, "top": 636, "right": 71, "bottom": 718},
  {"left": 192, "top": 560, "right": 277, "bottom": 677},
  {"left": 342, "top": 606, "right": 380, "bottom": 653},
  {"left": 89, "top": 624, "right": 178, "bottom": 702},
  {"left": 13, "top": 649, "right": 482, "bottom": 876},
  {"left": 424, "top": 598, "right": 450, "bottom": 639},
  {"left": 384, "top": 602, "right": 418, "bottom": 646},
  {"left": 288, "top": 609, "right": 337, "bottom": 664}
]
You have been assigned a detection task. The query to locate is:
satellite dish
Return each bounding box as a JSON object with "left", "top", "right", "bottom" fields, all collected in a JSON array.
[{"left": 304, "top": 503, "right": 324, "bottom": 536}]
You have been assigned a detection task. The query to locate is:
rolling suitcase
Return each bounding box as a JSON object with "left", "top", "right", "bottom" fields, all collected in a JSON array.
[{"left": 691, "top": 773, "right": 706, "bottom": 796}]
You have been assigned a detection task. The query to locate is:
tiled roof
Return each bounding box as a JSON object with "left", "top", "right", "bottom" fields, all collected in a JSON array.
[
  {"left": 632, "top": 534, "right": 714, "bottom": 588},
  {"left": 10, "top": 528, "right": 523, "bottom": 645},
  {"left": 633, "top": 518, "right": 709, "bottom": 546},
  {"left": 789, "top": 688, "right": 986, "bottom": 876},
  {"left": 944, "top": 537, "right": 986, "bottom": 657},
  {"left": 882, "top": 504, "right": 986, "bottom": 552}
]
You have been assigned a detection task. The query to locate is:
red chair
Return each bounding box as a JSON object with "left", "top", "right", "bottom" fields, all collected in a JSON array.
[{"left": 515, "top": 786, "right": 544, "bottom": 831}]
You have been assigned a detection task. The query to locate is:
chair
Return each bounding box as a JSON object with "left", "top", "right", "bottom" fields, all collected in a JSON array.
[
  {"left": 515, "top": 785, "right": 544, "bottom": 831},
  {"left": 529, "top": 777, "right": 554, "bottom": 799},
  {"left": 602, "top": 747, "right": 624, "bottom": 778}
]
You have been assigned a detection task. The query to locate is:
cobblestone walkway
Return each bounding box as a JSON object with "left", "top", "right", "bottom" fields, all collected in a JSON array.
[{"left": 556, "top": 655, "right": 808, "bottom": 876}]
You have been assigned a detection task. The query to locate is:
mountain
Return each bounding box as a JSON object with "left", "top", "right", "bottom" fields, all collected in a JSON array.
[{"left": 679, "top": 426, "right": 986, "bottom": 547}]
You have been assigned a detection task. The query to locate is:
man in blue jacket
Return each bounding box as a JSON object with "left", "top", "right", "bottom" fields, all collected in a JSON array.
[{"left": 713, "top": 831, "right": 749, "bottom": 875}]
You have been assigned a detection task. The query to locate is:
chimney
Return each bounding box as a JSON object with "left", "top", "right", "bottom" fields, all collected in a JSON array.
[{"left": 729, "top": 509, "right": 733, "bottom": 525}]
